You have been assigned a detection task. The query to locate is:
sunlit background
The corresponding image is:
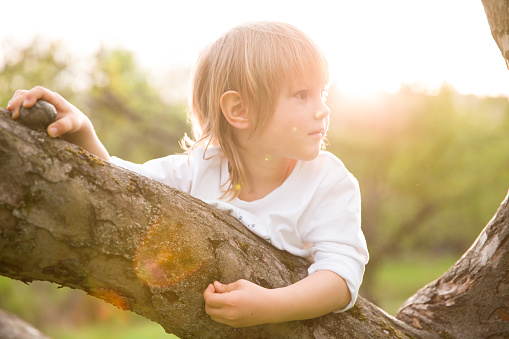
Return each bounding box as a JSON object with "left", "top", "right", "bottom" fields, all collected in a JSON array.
[
  {"left": 0, "top": 1, "right": 508, "bottom": 338},
  {"left": 1, "top": 0, "right": 507, "bottom": 98}
]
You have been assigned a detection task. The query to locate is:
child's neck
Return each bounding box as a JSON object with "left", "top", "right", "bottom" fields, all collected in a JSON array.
[{"left": 237, "top": 155, "right": 296, "bottom": 202}]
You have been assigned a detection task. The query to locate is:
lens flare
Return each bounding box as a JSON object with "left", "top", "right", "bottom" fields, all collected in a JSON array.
[{"left": 134, "top": 216, "right": 207, "bottom": 287}]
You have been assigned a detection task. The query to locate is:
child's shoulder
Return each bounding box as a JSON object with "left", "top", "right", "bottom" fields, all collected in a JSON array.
[
  {"left": 188, "top": 145, "right": 222, "bottom": 160},
  {"left": 299, "top": 151, "right": 357, "bottom": 187}
]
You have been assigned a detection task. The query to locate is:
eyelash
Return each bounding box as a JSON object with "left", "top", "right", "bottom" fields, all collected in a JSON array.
[
  {"left": 296, "top": 91, "right": 308, "bottom": 100},
  {"left": 295, "top": 90, "right": 328, "bottom": 102}
]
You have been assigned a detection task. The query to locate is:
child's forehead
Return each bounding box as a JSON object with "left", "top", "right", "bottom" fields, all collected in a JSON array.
[{"left": 284, "top": 76, "right": 330, "bottom": 91}]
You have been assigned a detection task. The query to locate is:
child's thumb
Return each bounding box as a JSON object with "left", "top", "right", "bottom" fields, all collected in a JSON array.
[
  {"left": 213, "top": 281, "right": 229, "bottom": 293},
  {"left": 47, "top": 117, "right": 72, "bottom": 138},
  {"left": 47, "top": 123, "right": 59, "bottom": 138}
]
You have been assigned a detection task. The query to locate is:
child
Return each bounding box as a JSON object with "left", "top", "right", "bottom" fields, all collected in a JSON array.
[{"left": 7, "top": 21, "right": 368, "bottom": 328}]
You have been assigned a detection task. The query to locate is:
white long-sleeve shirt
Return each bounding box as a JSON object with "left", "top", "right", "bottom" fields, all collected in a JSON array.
[{"left": 111, "top": 146, "right": 368, "bottom": 311}]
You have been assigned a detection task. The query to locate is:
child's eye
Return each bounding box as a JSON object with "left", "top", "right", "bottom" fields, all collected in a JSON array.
[{"left": 295, "top": 91, "right": 308, "bottom": 100}]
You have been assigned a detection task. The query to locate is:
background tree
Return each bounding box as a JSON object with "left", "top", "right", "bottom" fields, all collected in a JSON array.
[
  {"left": 0, "top": 39, "right": 190, "bottom": 163},
  {"left": 1, "top": 2, "right": 509, "bottom": 336},
  {"left": 326, "top": 85, "right": 509, "bottom": 303},
  {"left": 1, "top": 95, "right": 507, "bottom": 338},
  {"left": 482, "top": 0, "right": 509, "bottom": 68}
]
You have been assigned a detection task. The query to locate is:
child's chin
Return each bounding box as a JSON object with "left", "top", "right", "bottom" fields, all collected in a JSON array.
[{"left": 300, "top": 151, "right": 321, "bottom": 162}]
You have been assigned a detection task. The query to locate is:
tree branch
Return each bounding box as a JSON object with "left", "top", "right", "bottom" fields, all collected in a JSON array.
[
  {"left": 0, "top": 107, "right": 431, "bottom": 338},
  {"left": 396, "top": 190, "right": 509, "bottom": 338},
  {"left": 0, "top": 309, "right": 50, "bottom": 339},
  {"left": 482, "top": 0, "right": 509, "bottom": 68}
]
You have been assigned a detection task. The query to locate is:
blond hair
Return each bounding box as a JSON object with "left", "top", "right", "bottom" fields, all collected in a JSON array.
[{"left": 181, "top": 21, "right": 330, "bottom": 200}]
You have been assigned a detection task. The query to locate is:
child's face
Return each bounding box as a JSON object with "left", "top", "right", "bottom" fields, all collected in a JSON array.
[{"left": 251, "top": 79, "right": 330, "bottom": 162}]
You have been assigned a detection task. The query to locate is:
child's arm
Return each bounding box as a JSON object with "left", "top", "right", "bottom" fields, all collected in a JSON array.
[
  {"left": 7, "top": 86, "right": 110, "bottom": 161},
  {"left": 203, "top": 270, "right": 350, "bottom": 328}
]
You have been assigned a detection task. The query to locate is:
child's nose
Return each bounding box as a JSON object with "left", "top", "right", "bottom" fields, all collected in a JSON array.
[{"left": 314, "top": 105, "right": 330, "bottom": 120}]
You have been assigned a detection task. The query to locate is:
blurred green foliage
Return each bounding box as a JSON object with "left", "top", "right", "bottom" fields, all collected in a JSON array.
[
  {"left": 0, "top": 39, "right": 508, "bottom": 335},
  {"left": 0, "top": 277, "right": 173, "bottom": 339},
  {"left": 373, "top": 254, "right": 458, "bottom": 315},
  {"left": 86, "top": 48, "right": 189, "bottom": 162},
  {"left": 0, "top": 39, "right": 189, "bottom": 163},
  {"left": 326, "top": 84, "right": 509, "bottom": 302}
]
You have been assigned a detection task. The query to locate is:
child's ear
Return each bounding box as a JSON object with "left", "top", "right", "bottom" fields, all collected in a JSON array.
[{"left": 220, "top": 91, "right": 250, "bottom": 129}]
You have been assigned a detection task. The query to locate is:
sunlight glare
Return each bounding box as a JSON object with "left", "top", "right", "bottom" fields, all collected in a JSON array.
[
  {"left": 0, "top": 0, "right": 507, "bottom": 99},
  {"left": 313, "top": 0, "right": 508, "bottom": 99}
]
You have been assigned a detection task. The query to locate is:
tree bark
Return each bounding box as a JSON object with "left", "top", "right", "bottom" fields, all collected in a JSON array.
[
  {"left": 0, "top": 309, "right": 50, "bottom": 339},
  {"left": 1, "top": 4, "right": 508, "bottom": 334},
  {"left": 396, "top": 192, "right": 509, "bottom": 338},
  {"left": 482, "top": 0, "right": 509, "bottom": 68},
  {"left": 0, "top": 108, "right": 433, "bottom": 338}
]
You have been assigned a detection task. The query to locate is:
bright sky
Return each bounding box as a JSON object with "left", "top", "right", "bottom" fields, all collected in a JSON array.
[{"left": 1, "top": 0, "right": 507, "bottom": 98}]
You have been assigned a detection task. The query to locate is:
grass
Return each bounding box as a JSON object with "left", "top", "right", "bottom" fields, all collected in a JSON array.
[
  {"left": 46, "top": 317, "right": 177, "bottom": 339},
  {"left": 0, "top": 277, "right": 178, "bottom": 339},
  {"left": 372, "top": 254, "right": 458, "bottom": 315}
]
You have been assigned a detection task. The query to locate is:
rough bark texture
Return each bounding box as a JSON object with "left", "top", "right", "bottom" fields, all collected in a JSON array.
[
  {"left": 395, "top": 5, "right": 509, "bottom": 336},
  {"left": 0, "top": 107, "right": 432, "bottom": 338},
  {"left": 396, "top": 193, "right": 509, "bottom": 338},
  {"left": 482, "top": 0, "right": 509, "bottom": 68},
  {"left": 1, "top": 4, "right": 508, "bottom": 335},
  {"left": 0, "top": 309, "right": 50, "bottom": 339}
]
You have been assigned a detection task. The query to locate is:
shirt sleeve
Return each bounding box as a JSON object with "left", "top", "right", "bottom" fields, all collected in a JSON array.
[
  {"left": 299, "top": 171, "right": 369, "bottom": 312},
  {"left": 110, "top": 155, "right": 193, "bottom": 194}
]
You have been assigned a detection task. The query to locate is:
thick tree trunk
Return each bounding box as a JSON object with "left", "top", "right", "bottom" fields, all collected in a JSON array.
[
  {"left": 482, "top": 0, "right": 509, "bottom": 68},
  {"left": 0, "top": 108, "right": 432, "bottom": 338},
  {"left": 396, "top": 192, "right": 509, "bottom": 338},
  {"left": 395, "top": 5, "right": 509, "bottom": 337},
  {"left": 1, "top": 3, "right": 508, "bottom": 335}
]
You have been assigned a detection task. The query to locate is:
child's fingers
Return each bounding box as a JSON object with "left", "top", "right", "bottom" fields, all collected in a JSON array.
[
  {"left": 15, "top": 87, "right": 47, "bottom": 109},
  {"left": 213, "top": 281, "right": 227, "bottom": 293},
  {"left": 203, "top": 284, "right": 217, "bottom": 302},
  {"left": 7, "top": 89, "right": 29, "bottom": 119},
  {"left": 47, "top": 116, "right": 74, "bottom": 138},
  {"left": 214, "top": 280, "right": 245, "bottom": 293},
  {"left": 203, "top": 284, "right": 228, "bottom": 308},
  {"left": 204, "top": 283, "right": 215, "bottom": 295},
  {"left": 7, "top": 86, "right": 58, "bottom": 119},
  {"left": 47, "top": 123, "right": 59, "bottom": 138},
  {"left": 204, "top": 295, "right": 225, "bottom": 316},
  {"left": 24, "top": 86, "right": 63, "bottom": 109},
  {"left": 21, "top": 92, "right": 38, "bottom": 108}
]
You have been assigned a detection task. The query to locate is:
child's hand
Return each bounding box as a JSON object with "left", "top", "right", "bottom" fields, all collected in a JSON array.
[
  {"left": 8, "top": 86, "right": 89, "bottom": 139},
  {"left": 203, "top": 279, "right": 275, "bottom": 328},
  {"left": 7, "top": 86, "right": 110, "bottom": 160},
  {"left": 204, "top": 271, "right": 350, "bottom": 327}
]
